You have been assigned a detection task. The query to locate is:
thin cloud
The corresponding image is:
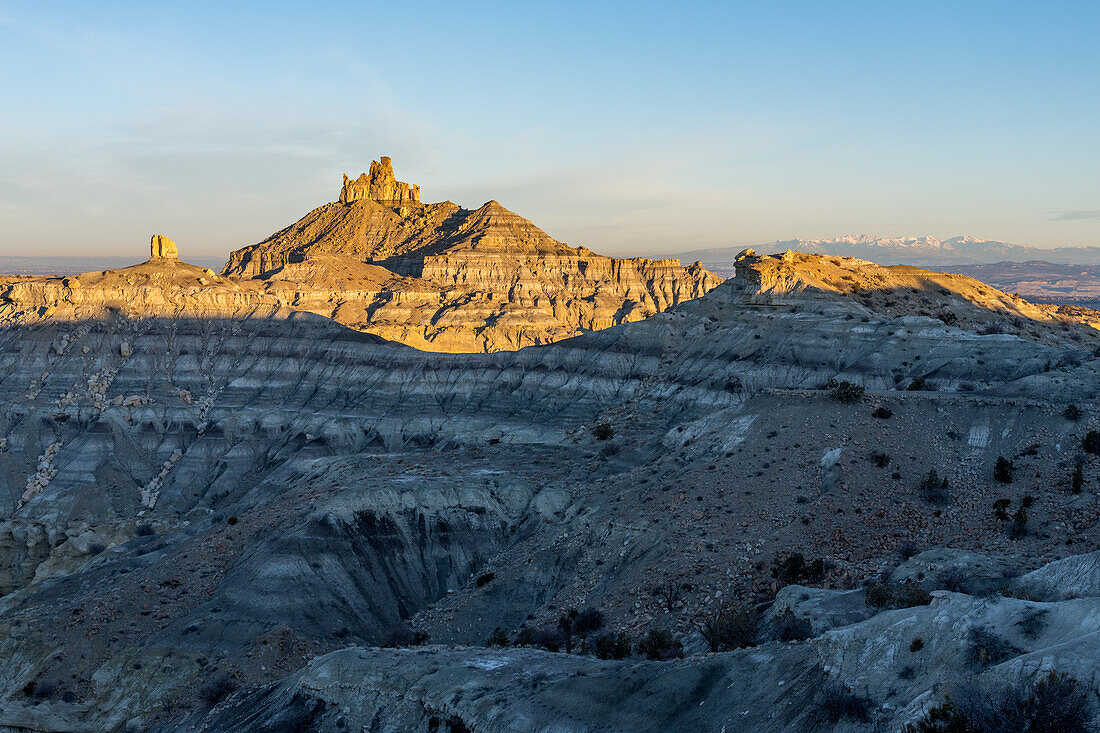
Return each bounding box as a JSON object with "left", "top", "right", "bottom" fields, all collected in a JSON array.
[{"left": 1049, "top": 209, "right": 1100, "bottom": 221}]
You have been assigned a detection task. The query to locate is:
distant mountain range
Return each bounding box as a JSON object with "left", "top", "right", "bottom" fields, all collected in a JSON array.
[{"left": 672, "top": 235, "right": 1100, "bottom": 268}]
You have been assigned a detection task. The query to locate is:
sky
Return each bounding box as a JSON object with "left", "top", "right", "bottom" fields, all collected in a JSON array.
[{"left": 1, "top": 1, "right": 1098, "bottom": 261}]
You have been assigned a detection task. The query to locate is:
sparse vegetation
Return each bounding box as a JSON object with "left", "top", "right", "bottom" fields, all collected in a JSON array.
[
  {"left": 1085, "top": 430, "right": 1100, "bottom": 455},
  {"left": 1072, "top": 461, "right": 1085, "bottom": 494},
  {"left": 826, "top": 379, "right": 864, "bottom": 403},
  {"left": 382, "top": 622, "right": 429, "bottom": 648},
  {"left": 1064, "top": 404, "right": 1082, "bottom": 421},
  {"left": 198, "top": 673, "right": 239, "bottom": 706},
  {"left": 865, "top": 580, "right": 933, "bottom": 609},
  {"left": 591, "top": 422, "right": 614, "bottom": 441},
  {"left": 994, "top": 456, "right": 1015, "bottom": 484},
  {"left": 487, "top": 627, "right": 510, "bottom": 647},
  {"left": 1017, "top": 608, "right": 1048, "bottom": 639},
  {"left": 573, "top": 608, "right": 604, "bottom": 637},
  {"left": 918, "top": 469, "right": 951, "bottom": 504},
  {"left": 592, "top": 632, "right": 632, "bottom": 660},
  {"left": 135, "top": 523, "right": 155, "bottom": 536},
  {"left": 814, "top": 679, "right": 873, "bottom": 722},
  {"left": 994, "top": 497, "right": 1012, "bottom": 521},
  {"left": 870, "top": 450, "right": 891, "bottom": 467},
  {"left": 636, "top": 628, "right": 683, "bottom": 660},
  {"left": 907, "top": 376, "right": 927, "bottom": 391},
  {"left": 1009, "top": 506, "right": 1029, "bottom": 539},
  {"left": 770, "top": 552, "right": 826, "bottom": 586},
  {"left": 768, "top": 608, "right": 812, "bottom": 642},
  {"left": 871, "top": 405, "right": 893, "bottom": 419},
  {"left": 910, "top": 637, "right": 924, "bottom": 652},
  {"left": 905, "top": 671, "right": 1093, "bottom": 733},
  {"left": 965, "top": 626, "right": 1021, "bottom": 667},
  {"left": 695, "top": 605, "right": 759, "bottom": 651},
  {"left": 475, "top": 571, "right": 495, "bottom": 587},
  {"left": 898, "top": 541, "right": 922, "bottom": 561}
]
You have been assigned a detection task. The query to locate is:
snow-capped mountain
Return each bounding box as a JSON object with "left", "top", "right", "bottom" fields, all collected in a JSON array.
[{"left": 673, "top": 235, "right": 1100, "bottom": 267}]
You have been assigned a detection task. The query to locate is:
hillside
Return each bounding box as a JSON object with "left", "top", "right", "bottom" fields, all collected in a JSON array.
[
  {"left": 0, "top": 245, "right": 1099, "bottom": 729},
  {"left": 218, "top": 157, "right": 720, "bottom": 351}
]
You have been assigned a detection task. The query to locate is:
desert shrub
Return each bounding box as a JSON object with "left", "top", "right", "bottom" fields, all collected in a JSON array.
[
  {"left": 768, "top": 608, "right": 812, "bottom": 642},
  {"left": 591, "top": 422, "right": 614, "bottom": 441},
  {"left": 475, "top": 571, "right": 495, "bottom": 587},
  {"left": 533, "top": 626, "right": 565, "bottom": 652},
  {"left": 1017, "top": 608, "right": 1048, "bottom": 639},
  {"left": 934, "top": 566, "right": 972, "bottom": 593},
  {"left": 966, "top": 626, "right": 1021, "bottom": 667},
  {"left": 486, "top": 627, "right": 510, "bottom": 647},
  {"left": 907, "top": 376, "right": 927, "bottom": 391},
  {"left": 910, "top": 637, "right": 924, "bottom": 652},
  {"left": 1008, "top": 506, "right": 1029, "bottom": 539},
  {"left": 199, "top": 673, "right": 238, "bottom": 706},
  {"left": 1084, "top": 430, "right": 1100, "bottom": 455},
  {"left": 865, "top": 580, "right": 932, "bottom": 609},
  {"left": 898, "top": 541, "right": 922, "bottom": 561},
  {"left": 513, "top": 627, "right": 535, "bottom": 646},
  {"left": 636, "top": 628, "right": 683, "bottom": 660},
  {"left": 135, "top": 524, "right": 155, "bottom": 536},
  {"left": 906, "top": 671, "right": 1093, "bottom": 733},
  {"left": 814, "top": 679, "right": 873, "bottom": 722},
  {"left": 573, "top": 608, "right": 604, "bottom": 636},
  {"left": 826, "top": 379, "right": 864, "bottom": 403},
  {"left": 993, "top": 497, "right": 1012, "bottom": 521},
  {"left": 592, "top": 632, "right": 632, "bottom": 660},
  {"left": 872, "top": 406, "right": 893, "bottom": 419},
  {"left": 994, "top": 456, "right": 1015, "bottom": 484},
  {"left": 87, "top": 541, "right": 106, "bottom": 555},
  {"left": 871, "top": 450, "right": 891, "bottom": 467},
  {"left": 918, "top": 469, "right": 951, "bottom": 504},
  {"left": 770, "top": 552, "right": 826, "bottom": 586},
  {"left": 381, "top": 622, "right": 428, "bottom": 647},
  {"left": 1064, "top": 404, "right": 1083, "bottom": 421},
  {"left": 696, "top": 606, "right": 759, "bottom": 651},
  {"left": 1072, "top": 461, "right": 1085, "bottom": 494},
  {"left": 22, "top": 678, "right": 56, "bottom": 699},
  {"left": 898, "top": 665, "right": 916, "bottom": 680}
]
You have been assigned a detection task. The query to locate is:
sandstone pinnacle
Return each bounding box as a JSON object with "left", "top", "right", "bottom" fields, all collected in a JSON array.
[
  {"left": 339, "top": 156, "right": 421, "bottom": 207},
  {"left": 150, "top": 234, "right": 178, "bottom": 259}
]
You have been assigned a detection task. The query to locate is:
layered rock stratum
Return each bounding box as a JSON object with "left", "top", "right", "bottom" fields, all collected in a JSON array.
[
  {"left": 0, "top": 241, "right": 1099, "bottom": 730},
  {"left": 221, "top": 158, "right": 720, "bottom": 351}
]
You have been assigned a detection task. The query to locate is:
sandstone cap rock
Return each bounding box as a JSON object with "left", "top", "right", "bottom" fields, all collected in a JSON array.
[{"left": 150, "top": 235, "right": 178, "bottom": 259}]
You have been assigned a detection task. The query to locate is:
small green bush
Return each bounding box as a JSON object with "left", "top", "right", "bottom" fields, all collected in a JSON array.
[
  {"left": 1085, "top": 430, "right": 1100, "bottom": 455},
  {"left": 696, "top": 606, "right": 759, "bottom": 651},
  {"left": 591, "top": 422, "right": 614, "bottom": 441},
  {"left": 994, "top": 456, "right": 1015, "bottom": 484},
  {"left": 965, "top": 626, "right": 1021, "bottom": 667},
  {"left": 826, "top": 379, "right": 865, "bottom": 403},
  {"left": 1064, "top": 404, "right": 1082, "bottom": 421}
]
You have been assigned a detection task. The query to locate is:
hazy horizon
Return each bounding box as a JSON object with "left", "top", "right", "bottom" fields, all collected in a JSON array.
[{"left": 3, "top": 1, "right": 1098, "bottom": 260}]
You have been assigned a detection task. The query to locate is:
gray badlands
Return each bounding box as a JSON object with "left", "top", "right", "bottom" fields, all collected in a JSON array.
[{"left": 0, "top": 166, "right": 1100, "bottom": 731}]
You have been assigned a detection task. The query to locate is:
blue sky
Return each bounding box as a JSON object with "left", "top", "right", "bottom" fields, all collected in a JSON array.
[{"left": 1, "top": 1, "right": 1098, "bottom": 260}]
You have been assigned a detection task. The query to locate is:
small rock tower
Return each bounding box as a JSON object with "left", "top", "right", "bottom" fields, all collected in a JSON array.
[{"left": 150, "top": 234, "right": 178, "bottom": 259}]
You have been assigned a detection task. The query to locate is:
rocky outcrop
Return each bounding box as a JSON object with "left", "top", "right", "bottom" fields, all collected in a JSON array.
[
  {"left": 220, "top": 160, "right": 721, "bottom": 351},
  {"left": 338, "top": 156, "right": 421, "bottom": 208},
  {"left": 149, "top": 235, "right": 178, "bottom": 260}
]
